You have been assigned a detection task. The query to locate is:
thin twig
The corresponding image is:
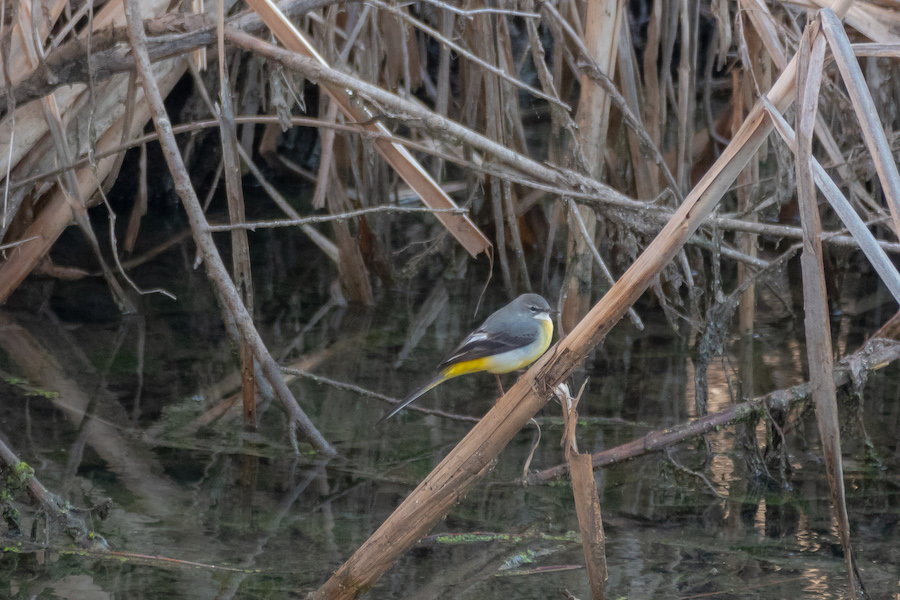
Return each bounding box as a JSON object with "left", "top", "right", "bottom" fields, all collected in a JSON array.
[
  {"left": 0, "top": 235, "right": 38, "bottom": 251},
  {"left": 205, "top": 206, "right": 467, "bottom": 232},
  {"left": 413, "top": 0, "right": 540, "bottom": 19},
  {"left": 665, "top": 447, "right": 723, "bottom": 499},
  {"left": 8, "top": 111, "right": 900, "bottom": 257},
  {"left": 281, "top": 368, "right": 480, "bottom": 423}
]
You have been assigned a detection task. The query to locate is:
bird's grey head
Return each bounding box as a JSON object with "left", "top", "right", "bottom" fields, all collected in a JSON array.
[{"left": 513, "top": 293, "right": 552, "bottom": 318}]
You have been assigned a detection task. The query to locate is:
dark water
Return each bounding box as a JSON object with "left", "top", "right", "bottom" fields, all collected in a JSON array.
[{"left": 1, "top": 229, "right": 899, "bottom": 599}]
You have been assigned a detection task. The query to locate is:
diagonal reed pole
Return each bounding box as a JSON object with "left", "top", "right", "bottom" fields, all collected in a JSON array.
[{"left": 795, "top": 19, "right": 860, "bottom": 596}]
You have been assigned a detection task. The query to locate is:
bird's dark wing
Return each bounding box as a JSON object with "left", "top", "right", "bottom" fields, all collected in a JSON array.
[{"left": 439, "top": 327, "right": 537, "bottom": 368}]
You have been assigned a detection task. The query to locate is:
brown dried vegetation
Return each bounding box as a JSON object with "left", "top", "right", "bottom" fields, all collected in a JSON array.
[{"left": 2, "top": 0, "right": 900, "bottom": 597}]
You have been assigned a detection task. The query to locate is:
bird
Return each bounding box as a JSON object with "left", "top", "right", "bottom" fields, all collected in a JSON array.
[{"left": 379, "top": 293, "right": 554, "bottom": 422}]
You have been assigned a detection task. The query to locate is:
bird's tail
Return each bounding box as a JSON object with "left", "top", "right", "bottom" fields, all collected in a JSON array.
[{"left": 377, "top": 372, "right": 450, "bottom": 424}]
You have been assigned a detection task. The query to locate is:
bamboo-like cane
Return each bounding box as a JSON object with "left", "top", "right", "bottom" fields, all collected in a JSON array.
[
  {"left": 794, "top": 19, "right": 859, "bottom": 595},
  {"left": 213, "top": 1, "right": 257, "bottom": 429},
  {"left": 560, "top": 383, "right": 607, "bottom": 599}
]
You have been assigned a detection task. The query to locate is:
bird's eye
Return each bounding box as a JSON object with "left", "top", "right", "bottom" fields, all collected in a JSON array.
[{"left": 530, "top": 306, "right": 537, "bottom": 312}]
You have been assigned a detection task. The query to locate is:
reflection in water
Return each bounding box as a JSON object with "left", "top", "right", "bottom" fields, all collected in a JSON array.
[
  {"left": 802, "top": 567, "right": 833, "bottom": 599},
  {"left": 1, "top": 266, "right": 899, "bottom": 599},
  {"left": 755, "top": 499, "right": 767, "bottom": 540}
]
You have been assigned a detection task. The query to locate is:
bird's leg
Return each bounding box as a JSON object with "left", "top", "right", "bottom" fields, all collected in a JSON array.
[{"left": 495, "top": 374, "right": 505, "bottom": 397}]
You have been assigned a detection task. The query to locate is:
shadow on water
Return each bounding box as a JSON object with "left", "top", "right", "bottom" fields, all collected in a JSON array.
[{"left": 1, "top": 229, "right": 899, "bottom": 599}]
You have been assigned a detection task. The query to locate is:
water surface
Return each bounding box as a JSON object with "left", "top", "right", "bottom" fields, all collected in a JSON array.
[{"left": 1, "top": 237, "right": 899, "bottom": 599}]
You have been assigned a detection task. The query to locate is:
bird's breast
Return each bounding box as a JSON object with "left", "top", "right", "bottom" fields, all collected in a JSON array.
[{"left": 483, "top": 318, "right": 553, "bottom": 374}]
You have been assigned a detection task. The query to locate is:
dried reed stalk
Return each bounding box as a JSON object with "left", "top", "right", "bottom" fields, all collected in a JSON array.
[
  {"left": 762, "top": 104, "right": 900, "bottom": 302},
  {"left": 795, "top": 13, "right": 858, "bottom": 596},
  {"left": 0, "top": 64, "right": 185, "bottom": 304},
  {"left": 215, "top": 1, "right": 257, "bottom": 429},
  {"left": 560, "top": 383, "right": 607, "bottom": 599},
  {"left": 221, "top": 31, "right": 637, "bottom": 227},
  {"left": 821, "top": 9, "right": 900, "bottom": 240},
  {"left": 733, "top": 69, "right": 758, "bottom": 337},
  {"left": 562, "top": 0, "right": 624, "bottom": 333},
  {"left": 0, "top": 0, "right": 180, "bottom": 302},
  {"left": 0, "top": 433, "right": 107, "bottom": 550},
  {"left": 326, "top": 170, "right": 374, "bottom": 305},
  {"left": 12, "top": 2, "right": 134, "bottom": 309}
]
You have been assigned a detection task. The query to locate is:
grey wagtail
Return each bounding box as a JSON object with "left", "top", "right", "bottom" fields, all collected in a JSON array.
[{"left": 379, "top": 293, "right": 554, "bottom": 422}]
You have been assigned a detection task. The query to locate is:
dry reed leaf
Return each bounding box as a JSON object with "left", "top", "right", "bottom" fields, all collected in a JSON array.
[
  {"left": 0, "top": 0, "right": 67, "bottom": 91},
  {"left": 0, "top": 0, "right": 169, "bottom": 180},
  {"left": 743, "top": 0, "right": 876, "bottom": 209},
  {"left": 821, "top": 8, "right": 900, "bottom": 239},
  {"left": 16, "top": 0, "right": 137, "bottom": 311},
  {"left": 763, "top": 99, "right": 900, "bottom": 302},
  {"left": 0, "top": 0, "right": 178, "bottom": 302},
  {"left": 798, "top": 0, "right": 900, "bottom": 43}
]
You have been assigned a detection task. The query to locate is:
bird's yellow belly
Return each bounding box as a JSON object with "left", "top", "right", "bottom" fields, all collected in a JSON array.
[
  {"left": 483, "top": 318, "right": 553, "bottom": 374},
  {"left": 438, "top": 318, "right": 553, "bottom": 378}
]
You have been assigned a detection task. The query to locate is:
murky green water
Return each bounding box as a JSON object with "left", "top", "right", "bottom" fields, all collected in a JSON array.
[{"left": 1, "top": 227, "right": 899, "bottom": 599}]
